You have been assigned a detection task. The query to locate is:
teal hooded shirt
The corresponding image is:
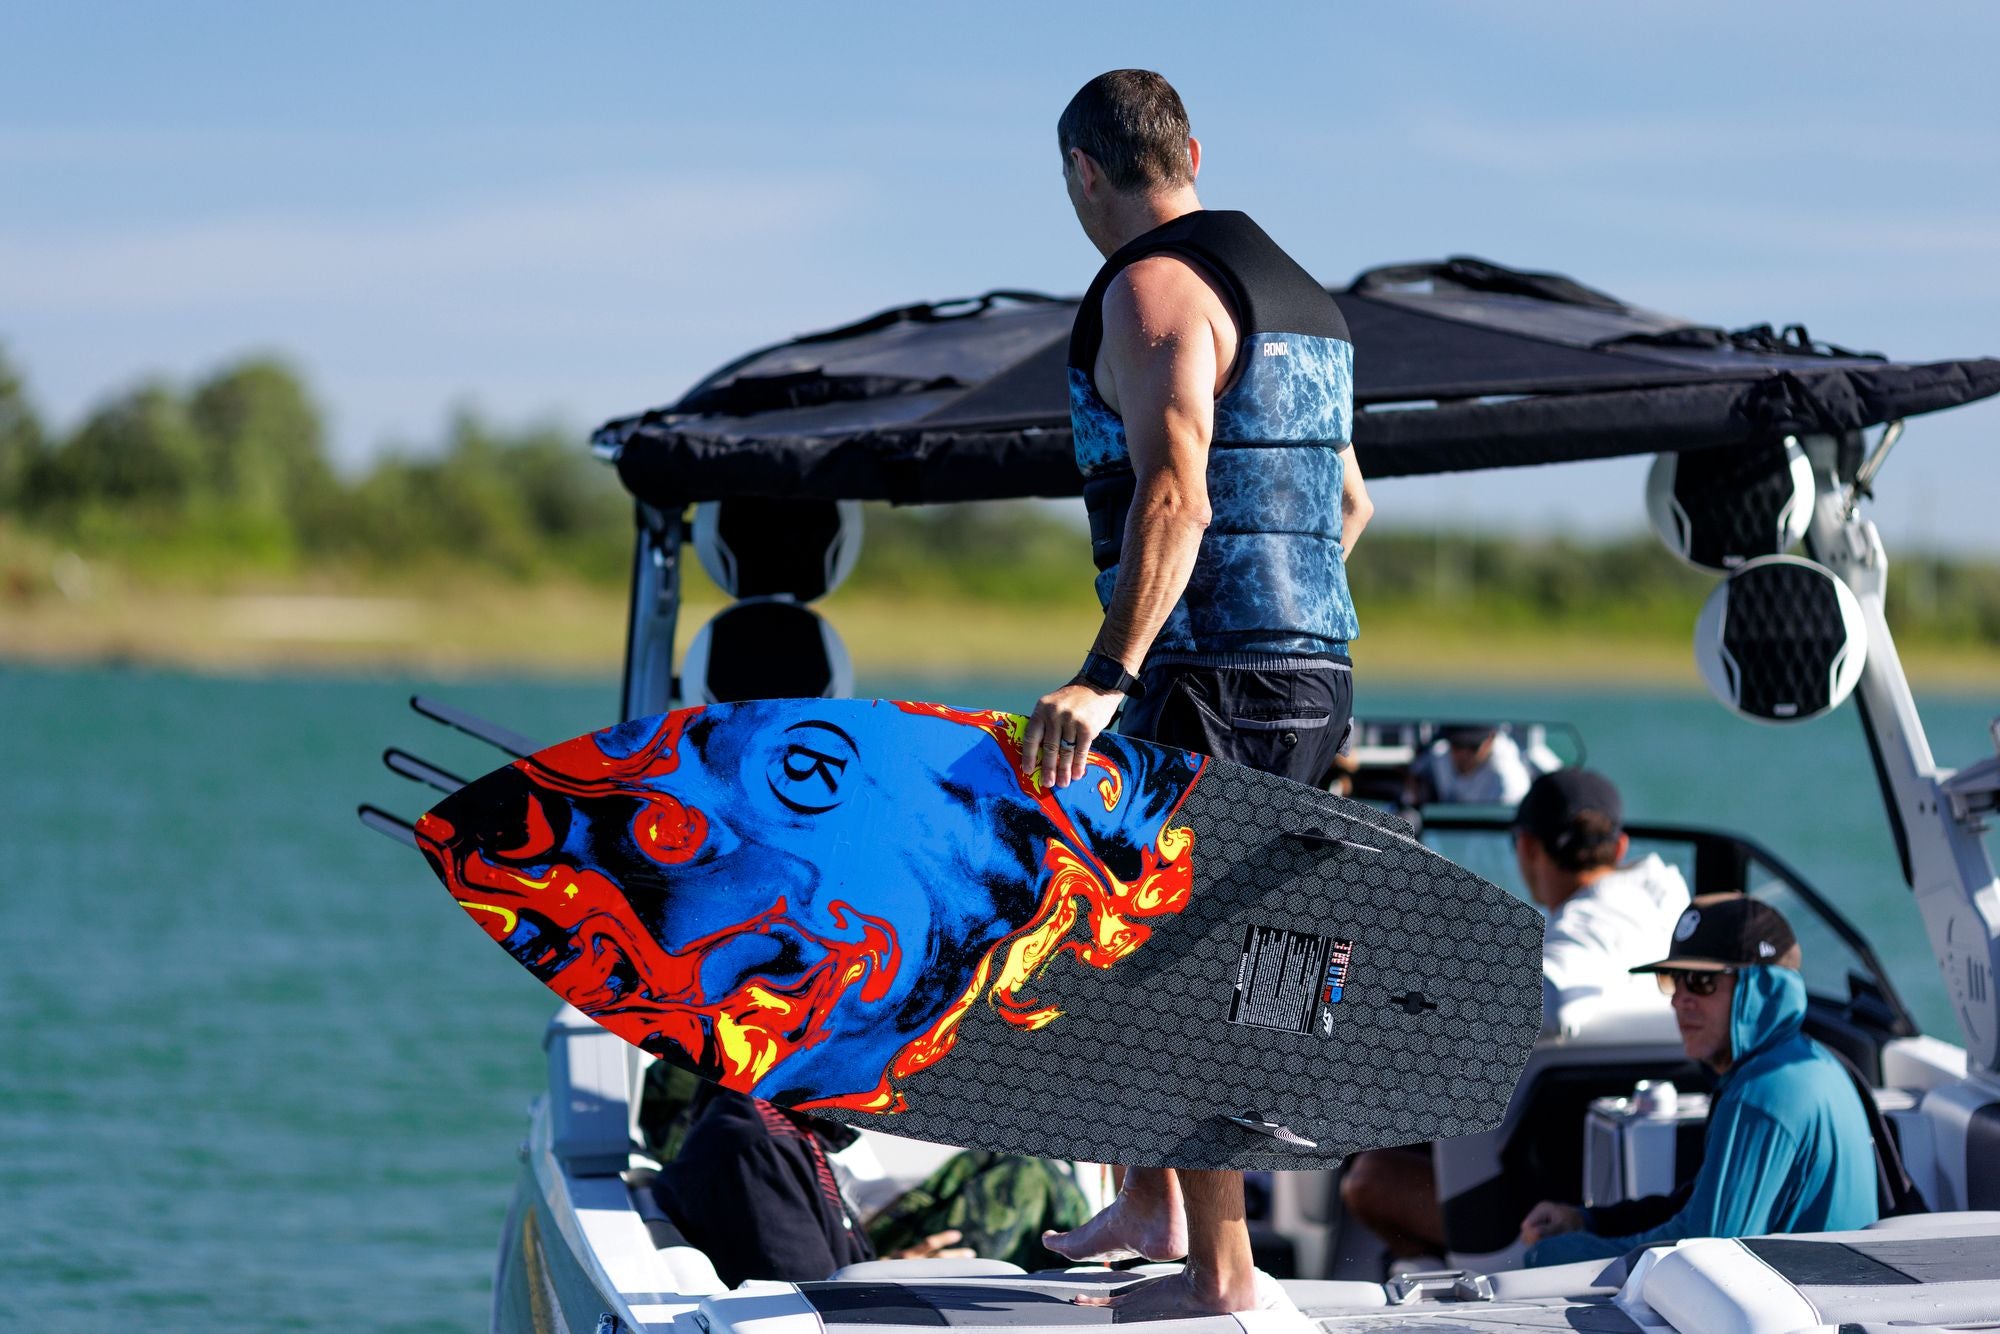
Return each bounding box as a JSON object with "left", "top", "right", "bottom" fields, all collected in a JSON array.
[{"left": 1526, "top": 966, "right": 1878, "bottom": 1266}]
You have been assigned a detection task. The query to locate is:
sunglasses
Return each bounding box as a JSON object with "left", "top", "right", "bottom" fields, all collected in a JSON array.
[{"left": 1655, "top": 967, "right": 1736, "bottom": 997}]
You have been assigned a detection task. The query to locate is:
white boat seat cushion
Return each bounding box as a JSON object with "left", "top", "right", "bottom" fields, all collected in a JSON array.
[{"left": 1638, "top": 1225, "right": 2000, "bottom": 1334}]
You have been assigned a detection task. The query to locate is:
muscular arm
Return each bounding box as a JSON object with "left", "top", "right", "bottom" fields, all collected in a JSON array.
[
  {"left": 1091, "top": 259, "right": 1223, "bottom": 669},
  {"left": 1021, "top": 255, "right": 1228, "bottom": 787},
  {"left": 1339, "top": 445, "right": 1373, "bottom": 554}
]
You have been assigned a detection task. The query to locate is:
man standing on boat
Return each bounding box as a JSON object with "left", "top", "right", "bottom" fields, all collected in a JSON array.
[{"left": 1022, "top": 68, "right": 1373, "bottom": 1315}]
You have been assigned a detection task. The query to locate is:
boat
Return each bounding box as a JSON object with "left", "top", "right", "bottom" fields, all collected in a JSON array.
[{"left": 367, "top": 257, "right": 2000, "bottom": 1332}]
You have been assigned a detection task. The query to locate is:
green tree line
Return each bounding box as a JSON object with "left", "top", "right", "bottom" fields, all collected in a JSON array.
[
  {"left": 0, "top": 345, "right": 630, "bottom": 583},
  {"left": 4, "top": 345, "right": 1996, "bottom": 646}
]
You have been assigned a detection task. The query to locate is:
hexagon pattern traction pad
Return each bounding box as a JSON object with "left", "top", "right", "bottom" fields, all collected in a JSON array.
[{"left": 416, "top": 698, "right": 1544, "bottom": 1170}]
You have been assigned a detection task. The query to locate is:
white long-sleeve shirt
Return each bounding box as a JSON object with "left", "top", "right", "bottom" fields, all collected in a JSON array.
[{"left": 1541, "top": 853, "right": 1692, "bottom": 1032}]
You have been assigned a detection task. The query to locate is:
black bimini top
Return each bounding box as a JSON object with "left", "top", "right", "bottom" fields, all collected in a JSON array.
[{"left": 599, "top": 256, "right": 2000, "bottom": 506}]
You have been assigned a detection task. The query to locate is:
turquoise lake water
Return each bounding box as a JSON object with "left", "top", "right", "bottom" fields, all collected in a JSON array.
[{"left": 3, "top": 663, "right": 1995, "bottom": 1329}]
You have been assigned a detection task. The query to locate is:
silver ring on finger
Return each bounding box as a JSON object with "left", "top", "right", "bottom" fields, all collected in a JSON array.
[{"left": 1058, "top": 737, "right": 1078, "bottom": 750}]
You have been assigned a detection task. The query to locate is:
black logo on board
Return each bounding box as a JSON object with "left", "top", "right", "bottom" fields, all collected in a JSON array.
[{"left": 767, "top": 719, "right": 859, "bottom": 814}]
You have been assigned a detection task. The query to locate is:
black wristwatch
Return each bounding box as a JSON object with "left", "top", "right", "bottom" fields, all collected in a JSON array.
[{"left": 1075, "top": 651, "right": 1144, "bottom": 697}]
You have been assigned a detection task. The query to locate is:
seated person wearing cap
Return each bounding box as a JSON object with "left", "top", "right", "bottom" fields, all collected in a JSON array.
[
  {"left": 1519, "top": 895, "right": 1879, "bottom": 1265},
  {"left": 1403, "top": 725, "right": 1541, "bottom": 808},
  {"left": 1517, "top": 770, "right": 1692, "bottom": 1032},
  {"left": 1342, "top": 770, "right": 1689, "bottom": 1258}
]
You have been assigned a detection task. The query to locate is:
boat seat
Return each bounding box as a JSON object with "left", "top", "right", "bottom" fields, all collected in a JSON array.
[
  {"left": 1483, "top": 1256, "right": 1624, "bottom": 1300},
  {"left": 623, "top": 1167, "right": 729, "bottom": 1293},
  {"left": 1630, "top": 1218, "right": 2000, "bottom": 1333},
  {"left": 1272, "top": 1279, "right": 1390, "bottom": 1311},
  {"left": 1864, "top": 1209, "right": 2000, "bottom": 1233}
]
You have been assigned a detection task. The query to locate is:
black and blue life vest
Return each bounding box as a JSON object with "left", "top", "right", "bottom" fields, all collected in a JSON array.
[{"left": 1068, "top": 209, "right": 1358, "bottom": 661}]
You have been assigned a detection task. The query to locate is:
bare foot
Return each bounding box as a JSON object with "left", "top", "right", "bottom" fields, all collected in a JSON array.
[
  {"left": 1042, "top": 1169, "right": 1187, "bottom": 1263},
  {"left": 1070, "top": 1268, "right": 1285, "bottom": 1317}
]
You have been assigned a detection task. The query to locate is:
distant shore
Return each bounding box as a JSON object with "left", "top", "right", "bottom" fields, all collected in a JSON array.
[{"left": 7, "top": 582, "right": 1999, "bottom": 691}]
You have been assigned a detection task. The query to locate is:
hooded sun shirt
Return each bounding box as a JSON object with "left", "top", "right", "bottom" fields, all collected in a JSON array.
[{"left": 1526, "top": 964, "right": 1878, "bottom": 1265}]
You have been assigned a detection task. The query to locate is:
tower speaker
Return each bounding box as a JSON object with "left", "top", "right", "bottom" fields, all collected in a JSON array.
[
  {"left": 693, "top": 498, "right": 863, "bottom": 602},
  {"left": 1694, "top": 556, "right": 1867, "bottom": 724},
  {"left": 1647, "top": 438, "right": 1814, "bottom": 572},
  {"left": 681, "top": 599, "right": 854, "bottom": 705}
]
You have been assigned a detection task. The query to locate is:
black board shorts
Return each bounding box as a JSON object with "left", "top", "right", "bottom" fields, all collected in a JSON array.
[{"left": 1119, "top": 657, "right": 1354, "bottom": 788}]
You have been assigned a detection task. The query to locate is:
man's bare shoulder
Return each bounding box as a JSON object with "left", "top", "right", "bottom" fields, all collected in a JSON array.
[{"left": 1103, "top": 255, "right": 1233, "bottom": 342}]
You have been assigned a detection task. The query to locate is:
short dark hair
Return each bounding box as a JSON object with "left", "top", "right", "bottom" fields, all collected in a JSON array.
[{"left": 1057, "top": 70, "right": 1192, "bottom": 193}]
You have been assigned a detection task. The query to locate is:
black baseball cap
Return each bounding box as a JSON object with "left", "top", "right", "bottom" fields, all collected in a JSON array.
[
  {"left": 1511, "top": 768, "right": 1623, "bottom": 863},
  {"left": 1630, "top": 894, "right": 1800, "bottom": 974}
]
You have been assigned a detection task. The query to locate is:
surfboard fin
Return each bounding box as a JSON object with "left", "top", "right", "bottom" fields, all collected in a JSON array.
[
  {"left": 383, "top": 747, "right": 468, "bottom": 795},
  {"left": 1285, "top": 829, "right": 1385, "bottom": 855},
  {"left": 1223, "top": 1114, "right": 1317, "bottom": 1149},
  {"left": 357, "top": 804, "right": 419, "bottom": 850},
  {"left": 408, "top": 695, "right": 544, "bottom": 758}
]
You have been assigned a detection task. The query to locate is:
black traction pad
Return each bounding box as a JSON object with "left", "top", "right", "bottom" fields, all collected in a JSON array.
[{"left": 799, "top": 1280, "right": 1245, "bottom": 1329}]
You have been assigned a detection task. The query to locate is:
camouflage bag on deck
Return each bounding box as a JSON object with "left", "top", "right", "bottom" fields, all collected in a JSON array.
[{"left": 866, "top": 1150, "right": 1092, "bottom": 1272}]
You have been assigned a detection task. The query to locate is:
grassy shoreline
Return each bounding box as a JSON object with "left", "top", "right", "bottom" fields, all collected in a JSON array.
[{"left": 7, "top": 579, "right": 2000, "bottom": 691}]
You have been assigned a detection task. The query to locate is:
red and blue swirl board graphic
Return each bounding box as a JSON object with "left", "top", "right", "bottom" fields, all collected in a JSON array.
[{"left": 418, "top": 699, "right": 1205, "bottom": 1114}]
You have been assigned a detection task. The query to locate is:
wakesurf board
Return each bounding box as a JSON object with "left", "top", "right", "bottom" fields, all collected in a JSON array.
[{"left": 411, "top": 697, "right": 1542, "bottom": 1169}]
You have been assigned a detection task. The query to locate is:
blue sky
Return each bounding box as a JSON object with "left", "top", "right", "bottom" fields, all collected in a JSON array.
[{"left": 4, "top": 2, "right": 1997, "bottom": 550}]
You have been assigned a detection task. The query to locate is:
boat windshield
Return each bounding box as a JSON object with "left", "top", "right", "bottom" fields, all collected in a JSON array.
[{"left": 1418, "top": 816, "right": 1908, "bottom": 1025}]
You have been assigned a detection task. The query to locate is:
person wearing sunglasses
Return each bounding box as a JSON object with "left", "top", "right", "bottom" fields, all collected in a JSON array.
[{"left": 1517, "top": 894, "right": 1879, "bottom": 1265}]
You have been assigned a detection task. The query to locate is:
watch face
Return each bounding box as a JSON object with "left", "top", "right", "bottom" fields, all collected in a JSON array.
[{"left": 1084, "top": 655, "right": 1123, "bottom": 690}]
